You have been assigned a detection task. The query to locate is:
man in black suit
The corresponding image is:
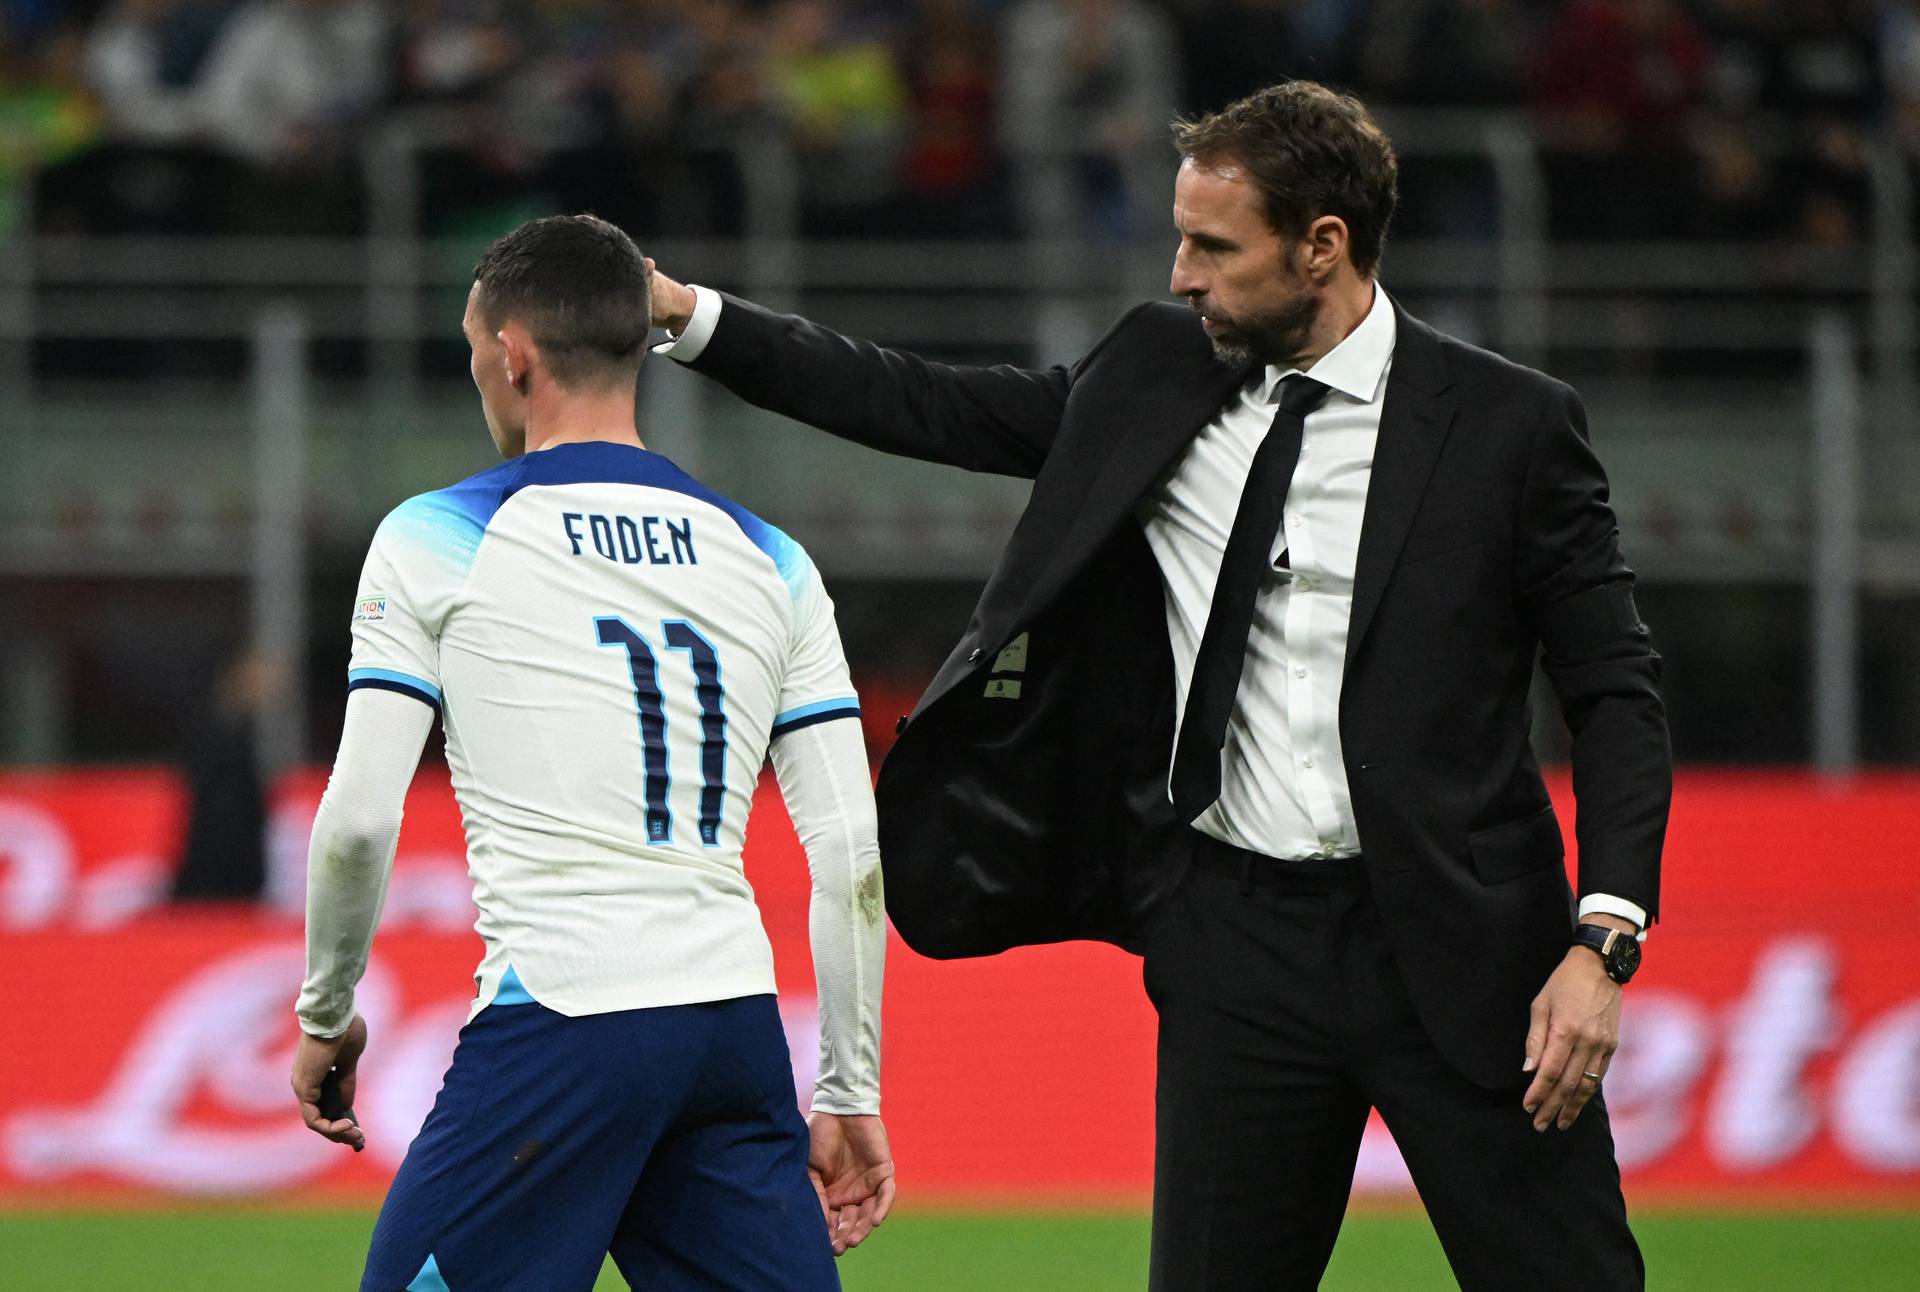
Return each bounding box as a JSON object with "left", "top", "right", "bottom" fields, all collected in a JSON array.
[{"left": 645, "top": 81, "right": 1669, "bottom": 1290}]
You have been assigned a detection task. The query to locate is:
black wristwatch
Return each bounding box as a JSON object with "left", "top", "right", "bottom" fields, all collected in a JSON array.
[{"left": 1572, "top": 923, "right": 1642, "bottom": 985}]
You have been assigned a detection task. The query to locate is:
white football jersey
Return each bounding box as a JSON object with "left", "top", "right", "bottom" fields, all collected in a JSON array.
[{"left": 347, "top": 442, "right": 862, "bottom": 1018}]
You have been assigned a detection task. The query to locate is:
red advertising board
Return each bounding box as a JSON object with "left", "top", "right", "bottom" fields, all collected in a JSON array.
[{"left": 2, "top": 767, "right": 1918, "bottom": 1206}]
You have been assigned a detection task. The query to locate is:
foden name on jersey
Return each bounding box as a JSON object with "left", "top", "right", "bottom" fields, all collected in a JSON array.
[{"left": 561, "top": 511, "right": 698, "bottom": 566}]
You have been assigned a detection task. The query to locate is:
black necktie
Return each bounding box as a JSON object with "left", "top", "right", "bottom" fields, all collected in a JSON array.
[{"left": 1169, "top": 373, "right": 1332, "bottom": 824}]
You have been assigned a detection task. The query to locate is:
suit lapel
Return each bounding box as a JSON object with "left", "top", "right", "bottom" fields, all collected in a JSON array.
[
  {"left": 1345, "top": 306, "right": 1456, "bottom": 671},
  {"left": 1006, "top": 346, "right": 1251, "bottom": 633}
]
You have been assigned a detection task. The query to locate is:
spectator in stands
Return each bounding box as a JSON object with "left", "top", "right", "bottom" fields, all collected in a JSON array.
[
  {"left": 391, "top": 0, "right": 530, "bottom": 234},
  {"left": 1170, "top": 0, "right": 1361, "bottom": 116},
  {"left": 999, "top": 0, "right": 1176, "bottom": 241},
  {"left": 480, "top": 0, "right": 608, "bottom": 172},
  {"left": 1533, "top": 0, "right": 1708, "bottom": 153},
  {"left": 1683, "top": 0, "right": 1790, "bottom": 238},
  {"left": 194, "top": 0, "right": 387, "bottom": 166},
  {"left": 42, "top": 0, "right": 240, "bottom": 233},
  {"left": 674, "top": 0, "right": 779, "bottom": 142},
  {"left": 1886, "top": 0, "right": 1920, "bottom": 157},
  {"left": 1680, "top": 109, "right": 1784, "bottom": 237},
  {"left": 8, "top": 0, "right": 1908, "bottom": 251},
  {"left": 83, "top": 0, "right": 227, "bottom": 145},
  {"left": 896, "top": 0, "right": 1006, "bottom": 236},
  {"left": 397, "top": 0, "right": 520, "bottom": 108},
  {"left": 766, "top": 0, "right": 910, "bottom": 235},
  {"left": 184, "top": 0, "right": 387, "bottom": 232},
  {"left": 1691, "top": 0, "right": 1879, "bottom": 244},
  {"left": 529, "top": 0, "right": 775, "bottom": 238},
  {"left": 1695, "top": 0, "right": 1780, "bottom": 111},
  {"left": 1771, "top": 0, "right": 1879, "bottom": 246},
  {"left": 2, "top": 12, "right": 103, "bottom": 235},
  {"left": 2, "top": 0, "right": 62, "bottom": 48},
  {"left": 1356, "top": 0, "right": 1540, "bottom": 242},
  {"left": 1531, "top": 0, "right": 1710, "bottom": 236},
  {"left": 1362, "top": 0, "right": 1535, "bottom": 107}
]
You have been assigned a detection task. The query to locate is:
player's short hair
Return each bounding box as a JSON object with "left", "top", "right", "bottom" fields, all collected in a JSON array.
[
  {"left": 1172, "top": 81, "right": 1399, "bottom": 276},
  {"left": 473, "top": 215, "right": 651, "bottom": 390}
]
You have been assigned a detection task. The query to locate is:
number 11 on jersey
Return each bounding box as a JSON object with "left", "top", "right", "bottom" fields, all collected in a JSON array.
[{"left": 594, "top": 616, "right": 728, "bottom": 847}]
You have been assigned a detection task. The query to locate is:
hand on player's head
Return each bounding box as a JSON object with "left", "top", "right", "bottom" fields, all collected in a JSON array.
[{"left": 642, "top": 258, "right": 697, "bottom": 332}]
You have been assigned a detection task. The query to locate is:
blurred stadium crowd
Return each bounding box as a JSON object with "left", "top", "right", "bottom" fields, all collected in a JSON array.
[
  {"left": 4, "top": 1, "right": 1918, "bottom": 774},
  {"left": 0, "top": 0, "right": 1912, "bottom": 245}
]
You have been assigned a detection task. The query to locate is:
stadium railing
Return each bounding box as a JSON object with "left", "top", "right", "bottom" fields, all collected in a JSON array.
[{"left": 0, "top": 116, "right": 1914, "bottom": 772}]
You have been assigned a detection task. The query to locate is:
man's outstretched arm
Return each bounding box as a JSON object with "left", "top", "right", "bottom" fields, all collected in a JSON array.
[
  {"left": 647, "top": 263, "right": 1138, "bottom": 480},
  {"left": 291, "top": 686, "right": 434, "bottom": 1152}
]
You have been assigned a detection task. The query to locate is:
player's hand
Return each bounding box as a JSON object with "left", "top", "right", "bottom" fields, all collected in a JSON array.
[
  {"left": 806, "top": 1111, "right": 896, "bottom": 1256},
  {"left": 291, "top": 1013, "right": 368, "bottom": 1153},
  {"left": 641, "top": 257, "right": 696, "bottom": 336},
  {"left": 1521, "top": 935, "right": 1623, "bottom": 1133}
]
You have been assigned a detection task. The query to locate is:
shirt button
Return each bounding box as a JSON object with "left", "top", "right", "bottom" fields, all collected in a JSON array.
[
  {"left": 1294, "top": 666, "right": 1308, "bottom": 678},
  {"left": 1301, "top": 755, "right": 1315, "bottom": 768},
  {"left": 1289, "top": 515, "right": 1304, "bottom": 528},
  {"left": 1296, "top": 578, "right": 1313, "bottom": 592}
]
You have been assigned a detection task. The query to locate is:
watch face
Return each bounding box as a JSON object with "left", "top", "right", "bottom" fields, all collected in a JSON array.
[{"left": 1610, "top": 937, "right": 1642, "bottom": 980}]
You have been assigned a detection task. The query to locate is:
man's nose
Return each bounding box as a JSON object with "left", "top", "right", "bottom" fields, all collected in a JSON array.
[{"left": 1170, "top": 248, "right": 1199, "bottom": 299}]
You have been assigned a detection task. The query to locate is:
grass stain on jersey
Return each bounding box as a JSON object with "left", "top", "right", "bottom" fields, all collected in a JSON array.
[{"left": 857, "top": 868, "right": 884, "bottom": 928}]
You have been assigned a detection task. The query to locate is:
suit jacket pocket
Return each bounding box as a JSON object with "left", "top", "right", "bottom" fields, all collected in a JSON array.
[
  {"left": 1399, "top": 518, "right": 1492, "bottom": 566},
  {"left": 1466, "top": 805, "right": 1564, "bottom": 884}
]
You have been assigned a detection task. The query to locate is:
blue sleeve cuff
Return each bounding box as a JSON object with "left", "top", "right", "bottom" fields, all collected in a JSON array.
[
  {"left": 347, "top": 667, "right": 442, "bottom": 712},
  {"left": 771, "top": 697, "right": 861, "bottom": 737}
]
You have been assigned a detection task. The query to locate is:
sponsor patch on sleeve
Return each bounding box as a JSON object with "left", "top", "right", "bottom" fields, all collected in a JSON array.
[{"left": 353, "top": 595, "right": 388, "bottom": 623}]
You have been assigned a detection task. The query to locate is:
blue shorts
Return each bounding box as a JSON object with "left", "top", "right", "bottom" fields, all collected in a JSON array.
[{"left": 360, "top": 992, "right": 839, "bottom": 1292}]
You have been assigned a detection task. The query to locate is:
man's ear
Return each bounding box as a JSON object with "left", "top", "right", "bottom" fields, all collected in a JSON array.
[
  {"left": 1301, "top": 214, "right": 1350, "bottom": 281},
  {"left": 498, "top": 324, "right": 534, "bottom": 393}
]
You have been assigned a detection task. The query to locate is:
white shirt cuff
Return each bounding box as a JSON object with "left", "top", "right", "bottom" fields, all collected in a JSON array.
[
  {"left": 651, "top": 283, "right": 722, "bottom": 363},
  {"left": 1578, "top": 893, "right": 1648, "bottom": 939}
]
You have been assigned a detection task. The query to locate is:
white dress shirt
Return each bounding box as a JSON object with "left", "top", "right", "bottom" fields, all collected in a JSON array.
[
  {"left": 1137, "top": 284, "right": 1395, "bottom": 864},
  {"left": 661, "top": 283, "right": 1644, "bottom": 931},
  {"left": 1135, "top": 284, "right": 1645, "bottom": 930}
]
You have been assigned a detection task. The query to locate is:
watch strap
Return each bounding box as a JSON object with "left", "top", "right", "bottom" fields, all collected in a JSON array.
[
  {"left": 1571, "top": 924, "right": 1610, "bottom": 955},
  {"left": 1571, "top": 922, "right": 1639, "bottom": 983}
]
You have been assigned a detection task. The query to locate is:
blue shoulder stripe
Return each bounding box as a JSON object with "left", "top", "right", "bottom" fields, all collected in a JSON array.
[{"left": 381, "top": 455, "right": 527, "bottom": 572}]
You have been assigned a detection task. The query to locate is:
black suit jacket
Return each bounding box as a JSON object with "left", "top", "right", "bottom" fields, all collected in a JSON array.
[{"left": 688, "top": 292, "right": 1672, "bottom": 1090}]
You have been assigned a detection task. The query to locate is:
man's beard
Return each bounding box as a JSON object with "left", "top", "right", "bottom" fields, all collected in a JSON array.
[{"left": 1192, "top": 290, "right": 1321, "bottom": 369}]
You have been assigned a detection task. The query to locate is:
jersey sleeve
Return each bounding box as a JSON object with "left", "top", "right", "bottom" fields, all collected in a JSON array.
[
  {"left": 770, "top": 715, "right": 883, "bottom": 1114},
  {"left": 345, "top": 503, "right": 468, "bottom": 712},
  {"left": 771, "top": 551, "right": 862, "bottom": 738},
  {"left": 297, "top": 685, "right": 436, "bottom": 1036}
]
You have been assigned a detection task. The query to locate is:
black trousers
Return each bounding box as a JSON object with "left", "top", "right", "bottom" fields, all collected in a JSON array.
[{"left": 1143, "top": 838, "right": 1643, "bottom": 1291}]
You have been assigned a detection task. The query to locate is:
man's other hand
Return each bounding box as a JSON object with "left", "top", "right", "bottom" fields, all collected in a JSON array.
[
  {"left": 806, "top": 1111, "right": 896, "bottom": 1256},
  {"left": 1522, "top": 919, "right": 1630, "bottom": 1133},
  {"left": 291, "top": 1013, "right": 368, "bottom": 1153},
  {"left": 642, "top": 258, "right": 697, "bottom": 336}
]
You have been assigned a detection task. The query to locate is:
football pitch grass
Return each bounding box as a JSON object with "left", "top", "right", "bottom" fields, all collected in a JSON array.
[{"left": 4, "top": 1206, "right": 1918, "bottom": 1289}]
